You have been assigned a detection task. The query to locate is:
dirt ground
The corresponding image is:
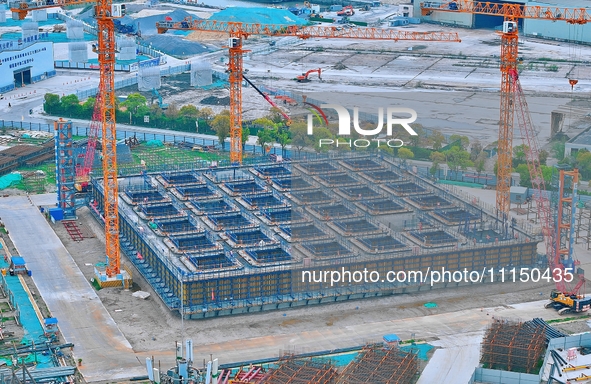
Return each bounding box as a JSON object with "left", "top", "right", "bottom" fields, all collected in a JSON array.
[{"left": 47, "top": 206, "right": 582, "bottom": 359}]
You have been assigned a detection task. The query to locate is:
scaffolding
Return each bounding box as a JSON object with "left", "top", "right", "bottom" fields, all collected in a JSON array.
[
  {"left": 54, "top": 119, "right": 76, "bottom": 219},
  {"left": 91, "top": 152, "right": 542, "bottom": 319},
  {"left": 337, "top": 344, "right": 419, "bottom": 384},
  {"left": 260, "top": 356, "right": 339, "bottom": 384},
  {"left": 480, "top": 319, "right": 546, "bottom": 374}
]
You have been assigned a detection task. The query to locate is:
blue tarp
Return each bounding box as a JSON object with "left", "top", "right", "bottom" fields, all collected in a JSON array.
[
  {"left": 383, "top": 334, "right": 401, "bottom": 343},
  {"left": 209, "top": 7, "right": 308, "bottom": 26},
  {"left": 11, "top": 256, "right": 25, "bottom": 266},
  {"left": 0, "top": 173, "right": 22, "bottom": 190}
]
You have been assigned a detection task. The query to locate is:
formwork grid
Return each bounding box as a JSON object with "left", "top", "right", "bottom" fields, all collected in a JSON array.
[
  {"left": 337, "top": 343, "right": 419, "bottom": 384},
  {"left": 480, "top": 319, "right": 546, "bottom": 374},
  {"left": 260, "top": 355, "right": 339, "bottom": 384}
]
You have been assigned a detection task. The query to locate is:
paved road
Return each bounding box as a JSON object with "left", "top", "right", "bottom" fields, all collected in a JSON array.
[{"left": 0, "top": 195, "right": 146, "bottom": 382}]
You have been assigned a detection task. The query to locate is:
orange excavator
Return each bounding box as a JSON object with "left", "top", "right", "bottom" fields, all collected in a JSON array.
[
  {"left": 296, "top": 68, "right": 322, "bottom": 83},
  {"left": 337, "top": 5, "right": 355, "bottom": 16}
]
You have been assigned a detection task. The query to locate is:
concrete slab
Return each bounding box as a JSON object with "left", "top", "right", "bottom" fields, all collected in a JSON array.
[{"left": 0, "top": 195, "right": 146, "bottom": 382}]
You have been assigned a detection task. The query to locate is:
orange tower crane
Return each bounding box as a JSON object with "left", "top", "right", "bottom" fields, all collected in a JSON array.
[
  {"left": 95, "top": 1, "right": 124, "bottom": 278},
  {"left": 15, "top": 0, "right": 127, "bottom": 280},
  {"left": 420, "top": 1, "right": 591, "bottom": 215},
  {"left": 156, "top": 19, "right": 461, "bottom": 164}
]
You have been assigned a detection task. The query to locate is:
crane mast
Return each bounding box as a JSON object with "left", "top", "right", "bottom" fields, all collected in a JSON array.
[{"left": 96, "top": 0, "right": 120, "bottom": 277}]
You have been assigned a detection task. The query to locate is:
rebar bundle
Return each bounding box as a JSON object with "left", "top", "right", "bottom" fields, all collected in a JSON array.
[{"left": 480, "top": 319, "right": 546, "bottom": 373}]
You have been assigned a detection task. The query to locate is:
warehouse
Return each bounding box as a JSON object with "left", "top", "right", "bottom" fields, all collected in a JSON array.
[{"left": 0, "top": 37, "right": 55, "bottom": 93}]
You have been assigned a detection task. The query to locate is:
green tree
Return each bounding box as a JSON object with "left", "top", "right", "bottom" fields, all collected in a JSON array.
[
  {"left": 408, "top": 124, "right": 424, "bottom": 147},
  {"left": 515, "top": 163, "right": 531, "bottom": 187},
  {"left": 398, "top": 147, "right": 414, "bottom": 160},
  {"left": 512, "top": 144, "right": 528, "bottom": 167},
  {"left": 475, "top": 151, "right": 487, "bottom": 174},
  {"left": 60, "top": 94, "right": 82, "bottom": 118},
  {"left": 552, "top": 140, "right": 566, "bottom": 161},
  {"left": 241, "top": 126, "right": 250, "bottom": 151},
  {"left": 82, "top": 97, "right": 95, "bottom": 117},
  {"left": 538, "top": 149, "right": 549, "bottom": 166},
  {"left": 43, "top": 93, "right": 61, "bottom": 114},
  {"left": 257, "top": 128, "right": 274, "bottom": 154},
  {"left": 430, "top": 130, "right": 445, "bottom": 151},
  {"left": 576, "top": 149, "right": 591, "bottom": 179},
  {"left": 179, "top": 104, "right": 199, "bottom": 118},
  {"left": 312, "top": 127, "right": 333, "bottom": 152},
  {"left": 449, "top": 134, "right": 470, "bottom": 150},
  {"left": 470, "top": 140, "right": 483, "bottom": 162},
  {"left": 289, "top": 122, "right": 311, "bottom": 157},
  {"left": 274, "top": 127, "right": 291, "bottom": 156},
  {"left": 211, "top": 111, "right": 230, "bottom": 150},
  {"left": 121, "top": 93, "right": 147, "bottom": 114},
  {"left": 197, "top": 107, "right": 214, "bottom": 122},
  {"left": 444, "top": 146, "right": 472, "bottom": 173},
  {"left": 430, "top": 151, "right": 446, "bottom": 176}
]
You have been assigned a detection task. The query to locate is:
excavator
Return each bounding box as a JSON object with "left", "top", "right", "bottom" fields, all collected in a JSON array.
[
  {"left": 337, "top": 5, "right": 355, "bottom": 16},
  {"left": 295, "top": 68, "right": 322, "bottom": 83}
]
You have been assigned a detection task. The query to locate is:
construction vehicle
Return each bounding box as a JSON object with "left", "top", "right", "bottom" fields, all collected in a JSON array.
[
  {"left": 420, "top": 1, "right": 591, "bottom": 216},
  {"left": 337, "top": 5, "right": 354, "bottom": 16},
  {"left": 295, "top": 68, "right": 322, "bottom": 83},
  {"left": 242, "top": 75, "right": 292, "bottom": 126},
  {"left": 507, "top": 67, "right": 589, "bottom": 315},
  {"left": 151, "top": 88, "right": 169, "bottom": 110},
  {"left": 156, "top": 18, "right": 460, "bottom": 164}
]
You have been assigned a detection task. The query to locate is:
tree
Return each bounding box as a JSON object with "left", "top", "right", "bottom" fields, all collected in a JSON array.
[
  {"left": 82, "top": 97, "right": 95, "bottom": 117},
  {"left": 512, "top": 144, "right": 528, "bottom": 167},
  {"left": 449, "top": 134, "right": 470, "bottom": 150},
  {"left": 289, "top": 122, "right": 311, "bottom": 157},
  {"left": 398, "top": 147, "right": 414, "bottom": 160},
  {"left": 60, "top": 94, "right": 82, "bottom": 117},
  {"left": 576, "top": 149, "right": 591, "bottom": 179},
  {"left": 470, "top": 140, "right": 483, "bottom": 162},
  {"left": 408, "top": 124, "right": 424, "bottom": 147},
  {"left": 552, "top": 140, "right": 566, "bottom": 161},
  {"left": 538, "top": 149, "right": 549, "bottom": 166},
  {"left": 257, "top": 128, "right": 274, "bottom": 155},
  {"left": 211, "top": 111, "right": 230, "bottom": 150},
  {"left": 475, "top": 151, "right": 487, "bottom": 174},
  {"left": 430, "top": 130, "right": 445, "bottom": 151},
  {"left": 274, "top": 127, "right": 291, "bottom": 157},
  {"left": 121, "top": 93, "right": 147, "bottom": 114},
  {"left": 312, "top": 127, "right": 333, "bottom": 153},
  {"left": 43, "top": 93, "right": 61, "bottom": 114},
  {"left": 444, "top": 146, "right": 472, "bottom": 173},
  {"left": 430, "top": 151, "right": 446, "bottom": 176},
  {"left": 197, "top": 107, "right": 214, "bottom": 121},
  {"left": 241, "top": 126, "right": 250, "bottom": 151},
  {"left": 179, "top": 104, "right": 199, "bottom": 118},
  {"left": 515, "top": 163, "right": 531, "bottom": 187}
]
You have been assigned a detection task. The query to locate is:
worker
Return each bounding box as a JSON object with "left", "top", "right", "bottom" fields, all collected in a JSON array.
[{"left": 8, "top": 103, "right": 11, "bottom": 108}]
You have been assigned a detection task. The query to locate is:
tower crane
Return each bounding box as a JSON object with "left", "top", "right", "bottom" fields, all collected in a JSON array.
[
  {"left": 508, "top": 68, "right": 589, "bottom": 315},
  {"left": 420, "top": 1, "right": 591, "bottom": 216},
  {"left": 156, "top": 18, "right": 461, "bottom": 164}
]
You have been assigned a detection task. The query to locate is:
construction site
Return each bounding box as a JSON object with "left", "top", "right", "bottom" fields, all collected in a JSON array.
[
  {"left": 87, "top": 152, "right": 539, "bottom": 318},
  {"left": 2, "top": 0, "right": 591, "bottom": 383}
]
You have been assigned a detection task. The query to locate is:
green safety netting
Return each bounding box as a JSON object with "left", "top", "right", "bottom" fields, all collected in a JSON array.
[
  {"left": 424, "top": 302, "right": 437, "bottom": 308},
  {"left": 0, "top": 173, "right": 22, "bottom": 190}
]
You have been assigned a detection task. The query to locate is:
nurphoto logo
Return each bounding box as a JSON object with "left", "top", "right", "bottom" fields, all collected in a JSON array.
[{"left": 307, "top": 104, "right": 418, "bottom": 149}]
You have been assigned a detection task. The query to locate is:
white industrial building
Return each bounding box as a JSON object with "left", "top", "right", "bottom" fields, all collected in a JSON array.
[{"left": 0, "top": 36, "right": 55, "bottom": 94}]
